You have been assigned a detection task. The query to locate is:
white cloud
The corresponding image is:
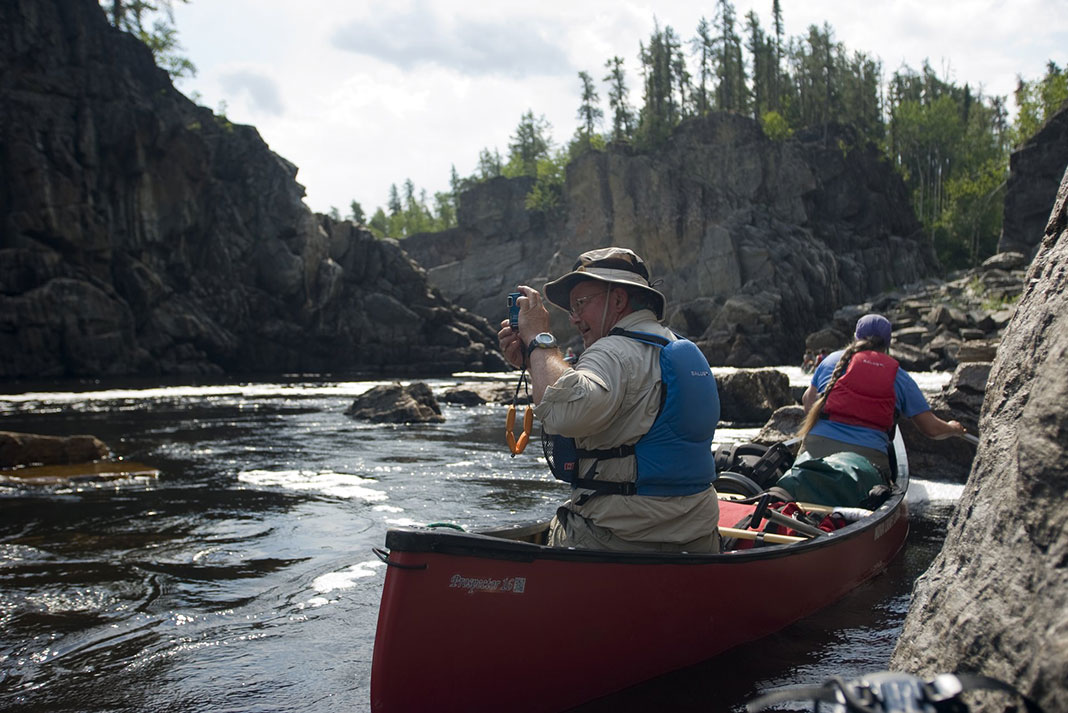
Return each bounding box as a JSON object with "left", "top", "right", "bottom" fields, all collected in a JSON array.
[
  {"left": 172, "top": 0, "right": 1068, "bottom": 216},
  {"left": 218, "top": 70, "right": 285, "bottom": 115},
  {"left": 330, "top": 2, "right": 573, "bottom": 78}
]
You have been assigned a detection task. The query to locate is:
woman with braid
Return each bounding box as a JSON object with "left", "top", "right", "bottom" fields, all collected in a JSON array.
[{"left": 798, "top": 314, "right": 966, "bottom": 477}]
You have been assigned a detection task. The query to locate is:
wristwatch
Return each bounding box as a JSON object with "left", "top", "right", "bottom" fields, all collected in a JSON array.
[{"left": 526, "top": 332, "right": 557, "bottom": 357}]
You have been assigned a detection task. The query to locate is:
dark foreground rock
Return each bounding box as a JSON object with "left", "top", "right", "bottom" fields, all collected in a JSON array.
[
  {"left": 0, "top": 0, "right": 501, "bottom": 379},
  {"left": 889, "top": 167, "right": 1068, "bottom": 711},
  {"left": 345, "top": 383, "right": 445, "bottom": 423},
  {"left": 0, "top": 431, "right": 109, "bottom": 467}
]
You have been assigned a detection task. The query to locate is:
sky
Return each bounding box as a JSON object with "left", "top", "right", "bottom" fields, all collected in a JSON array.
[{"left": 169, "top": 0, "right": 1067, "bottom": 217}]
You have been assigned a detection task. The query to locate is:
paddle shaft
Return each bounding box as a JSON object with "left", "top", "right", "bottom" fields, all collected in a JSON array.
[{"left": 719, "top": 526, "right": 805, "bottom": 545}]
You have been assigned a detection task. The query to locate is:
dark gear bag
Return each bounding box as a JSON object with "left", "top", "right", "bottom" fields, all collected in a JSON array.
[{"left": 713, "top": 441, "right": 796, "bottom": 490}]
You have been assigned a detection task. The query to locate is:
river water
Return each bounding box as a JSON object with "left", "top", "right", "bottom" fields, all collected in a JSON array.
[{"left": 0, "top": 368, "right": 961, "bottom": 713}]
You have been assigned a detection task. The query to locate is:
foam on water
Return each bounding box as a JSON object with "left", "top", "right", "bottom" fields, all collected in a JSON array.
[
  {"left": 311, "top": 561, "right": 384, "bottom": 595},
  {"left": 237, "top": 469, "right": 388, "bottom": 501},
  {"left": 907, "top": 478, "right": 966, "bottom": 504}
]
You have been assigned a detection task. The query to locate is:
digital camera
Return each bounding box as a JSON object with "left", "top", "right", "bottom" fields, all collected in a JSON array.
[{"left": 507, "top": 292, "right": 521, "bottom": 330}]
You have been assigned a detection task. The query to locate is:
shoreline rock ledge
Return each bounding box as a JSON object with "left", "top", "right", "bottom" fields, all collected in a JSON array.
[{"left": 889, "top": 166, "right": 1068, "bottom": 710}]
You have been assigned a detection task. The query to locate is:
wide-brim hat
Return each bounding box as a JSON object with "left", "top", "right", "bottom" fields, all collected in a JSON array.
[{"left": 543, "top": 247, "right": 666, "bottom": 320}]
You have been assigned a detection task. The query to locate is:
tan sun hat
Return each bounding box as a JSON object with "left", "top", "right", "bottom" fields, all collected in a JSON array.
[{"left": 543, "top": 247, "right": 666, "bottom": 320}]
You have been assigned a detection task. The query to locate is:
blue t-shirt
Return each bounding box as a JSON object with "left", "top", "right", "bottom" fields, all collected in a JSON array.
[{"left": 808, "top": 349, "right": 931, "bottom": 450}]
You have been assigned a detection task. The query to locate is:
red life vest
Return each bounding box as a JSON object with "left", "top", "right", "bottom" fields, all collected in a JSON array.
[{"left": 823, "top": 350, "right": 899, "bottom": 431}]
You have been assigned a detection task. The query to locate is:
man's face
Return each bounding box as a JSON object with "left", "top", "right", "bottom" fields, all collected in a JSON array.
[{"left": 567, "top": 282, "right": 614, "bottom": 348}]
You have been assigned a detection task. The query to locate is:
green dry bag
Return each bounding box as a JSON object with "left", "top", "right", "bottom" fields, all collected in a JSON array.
[{"left": 774, "top": 451, "right": 887, "bottom": 507}]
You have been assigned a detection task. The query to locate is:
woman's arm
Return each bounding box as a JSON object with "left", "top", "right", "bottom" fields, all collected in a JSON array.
[{"left": 909, "top": 410, "right": 968, "bottom": 439}]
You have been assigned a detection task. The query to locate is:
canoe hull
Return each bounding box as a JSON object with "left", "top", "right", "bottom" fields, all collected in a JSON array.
[{"left": 371, "top": 439, "right": 910, "bottom": 712}]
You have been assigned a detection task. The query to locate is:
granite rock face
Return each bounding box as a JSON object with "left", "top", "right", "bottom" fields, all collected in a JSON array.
[
  {"left": 0, "top": 0, "right": 502, "bottom": 379},
  {"left": 403, "top": 115, "right": 938, "bottom": 366},
  {"left": 999, "top": 101, "right": 1068, "bottom": 257},
  {"left": 890, "top": 166, "right": 1068, "bottom": 712}
]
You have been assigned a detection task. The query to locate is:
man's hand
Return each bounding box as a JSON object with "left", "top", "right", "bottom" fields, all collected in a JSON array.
[
  {"left": 496, "top": 285, "right": 552, "bottom": 369},
  {"left": 515, "top": 285, "right": 552, "bottom": 344},
  {"left": 497, "top": 319, "right": 524, "bottom": 369}
]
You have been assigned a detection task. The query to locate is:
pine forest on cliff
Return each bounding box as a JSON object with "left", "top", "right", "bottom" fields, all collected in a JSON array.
[{"left": 113, "top": 0, "right": 1067, "bottom": 272}]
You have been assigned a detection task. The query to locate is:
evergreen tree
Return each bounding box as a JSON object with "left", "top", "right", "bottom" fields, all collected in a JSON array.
[
  {"left": 575, "top": 70, "right": 604, "bottom": 149},
  {"left": 434, "top": 191, "right": 456, "bottom": 229},
  {"left": 603, "top": 56, "right": 635, "bottom": 141},
  {"left": 1013, "top": 61, "right": 1068, "bottom": 145},
  {"left": 691, "top": 18, "right": 715, "bottom": 116},
  {"left": 349, "top": 200, "right": 366, "bottom": 224},
  {"left": 103, "top": 0, "right": 196, "bottom": 79},
  {"left": 672, "top": 40, "right": 693, "bottom": 116},
  {"left": 771, "top": 0, "right": 784, "bottom": 110},
  {"left": 712, "top": 0, "right": 748, "bottom": 114},
  {"left": 476, "top": 148, "right": 503, "bottom": 179},
  {"left": 635, "top": 21, "right": 679, "bottom": 147},
  {"left": 387, "top": 184, "right": 402, "bottom": 216},
  {"left": 506, "top": 110, "right": 553, "bottom": 177},
  {"left": 449, "top": 164, "right": 463, "bottom": 215},
  {"left": 745, "top": 11, "right": 775, "bottom": 120},
  {"left": 368, "top": 207, "right": 389, "bottom": 237}
]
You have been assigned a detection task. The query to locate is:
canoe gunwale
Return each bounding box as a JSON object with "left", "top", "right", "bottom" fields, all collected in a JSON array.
[{"left": 382, "top": 490, "right": 903, "bottom": 566}]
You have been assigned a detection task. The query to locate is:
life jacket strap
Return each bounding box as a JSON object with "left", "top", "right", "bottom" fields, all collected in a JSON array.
[
  {"left": 608, "top": 327, "right": 670, "bottom": 346},
  {"left": 575, "top": 444, "right": 635, "bottom": 460},
  {"left": 571, "top": 477, "right": 638, "bottom": 505}
]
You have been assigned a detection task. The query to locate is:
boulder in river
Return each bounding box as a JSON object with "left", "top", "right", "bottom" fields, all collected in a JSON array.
[
  {"left": 440, "top": 380, "right": 531, "bottom": 406},
  {"left": 0, "top": 430, "right": 158, "bottom": 485},
  {"left": 0, "top": 431, "right": 109, "bottom": 467},
  {"left": 716, "top": 369, "right": 794, "bottom": 425},
  {"left": 753, "top": 405, "right": 805, "bottom": 445},
  {"left": 345, "top": 382, "right": 445, "bottom": 423}
]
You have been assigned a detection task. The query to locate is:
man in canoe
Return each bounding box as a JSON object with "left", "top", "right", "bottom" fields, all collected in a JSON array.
[
  {"left": 497, "top": 247, "right": 722, "bottom": 553},
  {"left": 798, "top": 313, "right": 968, "bottom": 476}
]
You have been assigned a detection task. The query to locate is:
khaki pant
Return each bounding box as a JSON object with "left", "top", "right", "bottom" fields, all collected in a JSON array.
[{"left": 547, "top": 507, "right": 721, "bottom": 553}]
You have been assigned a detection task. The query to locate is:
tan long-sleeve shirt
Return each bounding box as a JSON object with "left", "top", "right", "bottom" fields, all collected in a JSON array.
[{"left": 534, "top": 310, "right": 720, "bottom": 544}]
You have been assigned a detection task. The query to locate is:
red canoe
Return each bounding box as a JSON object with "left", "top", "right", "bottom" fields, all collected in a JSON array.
[{"left": 370, "top": 437, "right": 909, "bottom": 713}]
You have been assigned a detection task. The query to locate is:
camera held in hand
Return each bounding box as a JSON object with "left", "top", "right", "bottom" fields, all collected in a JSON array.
[{"left": 508, "top": 292, "right": 521, "bottom": 331}]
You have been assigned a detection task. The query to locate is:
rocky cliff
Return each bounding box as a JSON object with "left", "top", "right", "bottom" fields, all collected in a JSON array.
[
  {"left": 998, "top": 101, "right": 1068, "bottom": 257},
  {"left": 889, "top": 166, "right": 1068, "bottom": 711},
  {"left": 403, "top": 115, "right": 939, "bottom": 366},
  {"left": 0, "top": 0, "right": 503, "bottom": 379}
]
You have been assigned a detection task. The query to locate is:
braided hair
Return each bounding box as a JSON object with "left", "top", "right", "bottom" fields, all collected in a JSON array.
[{"left": 797, "top": 336, "right": 887, "bottom": 440}]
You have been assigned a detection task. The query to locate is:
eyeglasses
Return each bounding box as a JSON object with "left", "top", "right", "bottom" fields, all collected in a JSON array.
[{"left": 568, "top": 289, "right": 609, "bottom": 317}]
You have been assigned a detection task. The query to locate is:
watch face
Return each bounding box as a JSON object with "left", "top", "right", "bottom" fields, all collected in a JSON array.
[{"left": 536, "top": 333, "right": 556, "bottom": 348}]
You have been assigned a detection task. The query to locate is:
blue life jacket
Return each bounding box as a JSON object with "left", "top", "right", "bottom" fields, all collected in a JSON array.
[{"left": 545, "top": 328, "right": 719, "bottom": 497}]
